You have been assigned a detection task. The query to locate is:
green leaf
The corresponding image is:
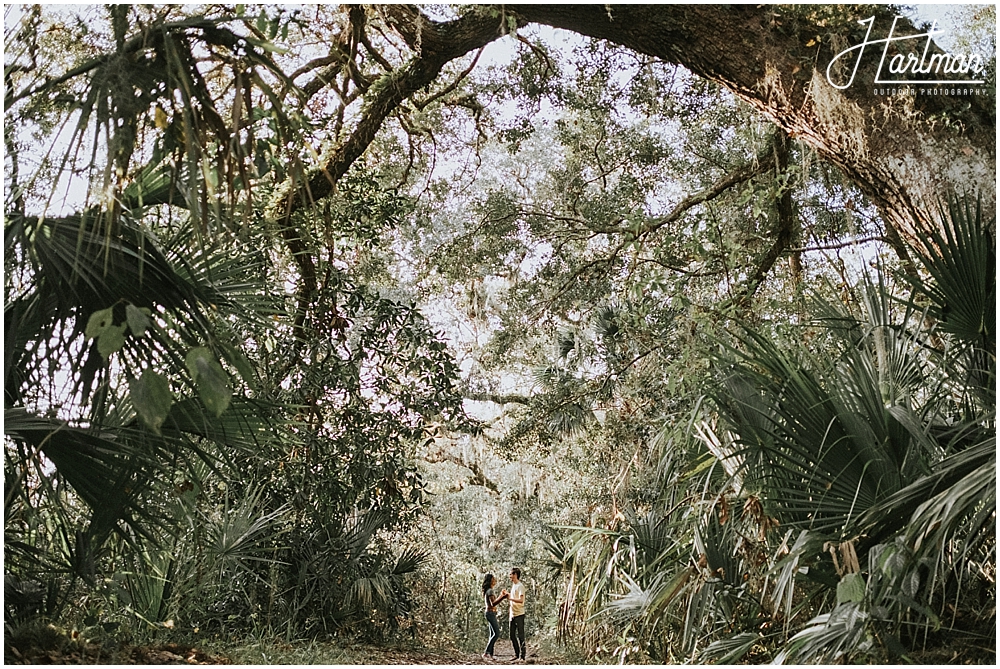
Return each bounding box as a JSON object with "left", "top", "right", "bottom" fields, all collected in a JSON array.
[
  {"left": 700, "top": 632, "right": 763, "bottom": 665},
  {"left": 185, "top": 347, "right": 232, "bottom": 417},
  {"left": 97, "top": 324, "right": 128, "bottom": 359},
  {"left": 219, "top": 341, "right": 257, "bottom": 390},
  {"left": 901, "top": 570, "right": 921, "bottom": 598},
  {"left": 86, "top": 307, "right": 115, "bottom": 339},
  {"left": 836, "top": 572, "right": 865, "bottom": 604},
  {"left": 244, "top": 35, "right": 289, "bottom": 54},
  {"left": 130, "top": 370, "right": 173, "bottom": 433},
  {"left": 125, "top": 304, "right": 152, "bottom": 337}
]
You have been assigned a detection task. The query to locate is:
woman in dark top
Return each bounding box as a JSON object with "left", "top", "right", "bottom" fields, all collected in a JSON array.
[{"left": 481, "top": 573, "right": 508, "bottom": 659}]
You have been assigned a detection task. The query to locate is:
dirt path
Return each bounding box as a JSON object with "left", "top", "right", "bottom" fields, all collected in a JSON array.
[
  {"left": 4, "top": 636, "right": 566, "bottom": 666},
  {"left": 333, "top": 638, "right": 567, "bottom": 665},
  {"left": 6, "top": 636, "right": 570, "bottom": 665}
]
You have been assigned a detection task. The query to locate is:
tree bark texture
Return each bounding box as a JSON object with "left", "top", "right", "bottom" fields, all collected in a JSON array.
[{"left": 509, "top": 5, "right": 996, "bottom": 246}]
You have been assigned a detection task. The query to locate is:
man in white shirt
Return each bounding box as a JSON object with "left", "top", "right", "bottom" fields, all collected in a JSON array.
[{"left": 508, "top": 567, "right": 526, "bottom": 661}]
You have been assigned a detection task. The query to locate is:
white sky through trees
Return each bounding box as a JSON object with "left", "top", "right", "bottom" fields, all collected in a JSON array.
[{"left": 4, "top": 4, "right": 994, "bottom": 423}]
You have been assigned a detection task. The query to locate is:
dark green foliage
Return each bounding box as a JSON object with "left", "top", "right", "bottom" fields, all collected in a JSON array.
[
  {"left": 546, "top": 196, "right": 995, "bottom": 663},
  {"left": 4, "top": 5, "right": 454, "bottom": 639}
]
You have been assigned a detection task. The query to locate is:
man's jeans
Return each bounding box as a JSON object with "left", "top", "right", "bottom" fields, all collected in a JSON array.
[{"left": 510, "top": 614, "right": 526, "bottom": 659}]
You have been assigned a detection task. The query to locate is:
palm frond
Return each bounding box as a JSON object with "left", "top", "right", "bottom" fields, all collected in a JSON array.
[
  {"left": 206, "top": 490, "right": 289, "bottom": 567},
  {"left": 905, "top": 197, "right": 995, "bottom": 408},
  {"left": 908, "top": 197, "right": 995, "bottom": 351},
  {"left": 392, "top": 547, "right": 427, "bottom": 575},
  {"left": 5, "top": 407, "right": 159, "bottom": 542},
  {"left": 699, "top": 631, "right": 765, "bottom": 664},
  {"left": 773, "top": 602, "right": 871, "bottom": 664},
  {"left": 856, "top": 436, "right": 994, "bottom": 550}
]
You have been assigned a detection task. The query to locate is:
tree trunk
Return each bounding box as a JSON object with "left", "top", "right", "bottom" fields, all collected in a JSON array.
[{"left": 509, "top": 5, "right": 996, "bottom": 246}]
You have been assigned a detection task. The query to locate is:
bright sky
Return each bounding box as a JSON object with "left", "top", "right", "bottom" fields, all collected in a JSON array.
[{"left": 906, "top": 3, "right": 996, "bottom": 52}]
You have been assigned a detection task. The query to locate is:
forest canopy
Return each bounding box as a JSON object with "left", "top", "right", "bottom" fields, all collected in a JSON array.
[{"left": 4, "top": 4, "right": 995, "bottom": 664}]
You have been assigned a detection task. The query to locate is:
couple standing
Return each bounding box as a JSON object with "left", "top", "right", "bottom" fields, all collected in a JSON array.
[{"left": 481, "top": 567, "right": 526, "bottom": 662}]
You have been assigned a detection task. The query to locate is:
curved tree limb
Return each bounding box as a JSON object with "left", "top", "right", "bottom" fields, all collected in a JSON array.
[
  {"left": 423, "top": 448, "right": 501, "bottom": 494},
  {"left": 270, "top": 5, "right": 515, "bottom": 220},
  {"left": 463, "top": 391, "right": 533, "bottom": 406},
  {"left": 267, "top": 5, "right": 517, "bottom": 343},
  {"left": 413, "top": 46, "right": 484, "bottom": 111},
  {"left": 637, "top": 150, "right": 778, "bottom": 239},
  {"left": 547, "top": 147, "right": 780, "bottom": 305},
  {"left": 507, "top": 5, "right": 995, "bottom": 248},
  {"left": 790, "top": 236, "right": 886, "bottom": 253}
]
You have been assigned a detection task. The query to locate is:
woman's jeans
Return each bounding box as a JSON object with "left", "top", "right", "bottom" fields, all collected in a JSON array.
[{"left": 484, "top": 611, "right": 500, "bottom": 655}]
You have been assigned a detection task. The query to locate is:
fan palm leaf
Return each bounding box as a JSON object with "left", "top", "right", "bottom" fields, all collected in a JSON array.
[
  {"left": 904, "top": 197, "right": 995, "bottom": 408},
  {"left": 5, "top": 206, "right": 285, "bottom": 580},
  {"left": 773, "top": 602, "right": 871, "bottom": 664},
  {"left": 699, "top": 195, "right": 995, "bottom": 663},
  {"left": 856, "top": 436, "right": 994, "bottom": 552},
  {"left": 908, "top": 198, "right": 995, "bottom": 349}
]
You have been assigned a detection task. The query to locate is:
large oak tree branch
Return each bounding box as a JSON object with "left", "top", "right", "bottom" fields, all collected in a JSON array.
[
  {"left": 463, "top": 391, "right": 533, "bottom": 406},
  {"left": 423, "top": 448, "right": 501, "bottom": 494},
  {"left": 549, "top": 148, "right": 778, "bottom": 303},
  {"left": 508, "top": 5, "right": 995, "bottom": 248},
  {"left": 269, "top": 6, "right": 514, "bottom": 221},
  {"left": 639, "top": 150, "right": 778, "bottom": 239},
  {"left": 267, "top": 6, "right": 514, "bottom": 341}
]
